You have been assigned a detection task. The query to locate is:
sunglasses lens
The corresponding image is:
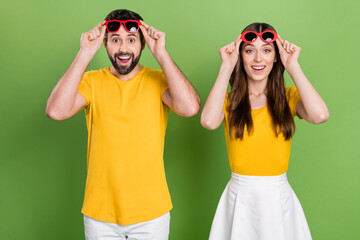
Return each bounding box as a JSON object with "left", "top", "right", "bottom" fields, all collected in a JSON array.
[
  {"left": 125, "top": 21, "right": 139, "bottom": 32},
  {"left": 107, "top": 21, "right": 121, "bottom": 32},
  {"left": 262, "top": 32, "right": 275, "bottom": 42},
  {"left": 244, "top": 32, "right": 257, "bottom": 42}
]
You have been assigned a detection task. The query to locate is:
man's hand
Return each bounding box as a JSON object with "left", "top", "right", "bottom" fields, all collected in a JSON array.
[
  {"left": 80, "top": 21, "right": 107, "bottom": 56},
  {"left": 139, "top": 20, "right": 166, "bottom": 58}
]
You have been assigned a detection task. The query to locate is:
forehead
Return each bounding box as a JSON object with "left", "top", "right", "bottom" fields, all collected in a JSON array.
[
  {"left": 108, "top": 25, "right": 140, "bottom": 38},
  {"left": 243, "top": 38, "right": 274, "bottom": 48}
]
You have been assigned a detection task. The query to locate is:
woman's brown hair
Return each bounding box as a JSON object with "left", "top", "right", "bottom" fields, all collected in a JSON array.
[{"left": 227, "top": 22, "right": 295, "bottom": 140}]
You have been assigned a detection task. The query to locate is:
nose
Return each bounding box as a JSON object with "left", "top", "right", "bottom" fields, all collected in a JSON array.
[
  {"left": 254, "top": 51, "right": 262, "bottom": 62},
  {"left": 119, "top": 42, "right": 128, "bottom": 52}
]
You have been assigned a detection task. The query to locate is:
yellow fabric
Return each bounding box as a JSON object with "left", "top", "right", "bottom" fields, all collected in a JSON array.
[
  {"left": 223, "top": 87, "right": 302, "bottom": 176},
  {"left": 77, "top": 67, "right": 172, "bottom": 225}
]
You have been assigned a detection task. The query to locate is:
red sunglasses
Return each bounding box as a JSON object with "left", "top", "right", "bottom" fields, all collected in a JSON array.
[
  {"left": 241, "top": 30, "right": 277, "bottom": 43},
  {"left": 105, "top": 20, "right": 141, "bottom": 33}
]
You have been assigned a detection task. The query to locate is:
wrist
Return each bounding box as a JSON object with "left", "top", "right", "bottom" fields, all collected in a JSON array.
[
  {"left": 220, "top": 62, "right": 236, "bottom": 72},
  {"left": 78, "top": 48, "right": 96, "bottom": 61},
  {"left": 154, "top": 48, "right": 170, "bottom": 63},
  {"left": 285, "top": 62, "right": 301, "bottom": 74}
]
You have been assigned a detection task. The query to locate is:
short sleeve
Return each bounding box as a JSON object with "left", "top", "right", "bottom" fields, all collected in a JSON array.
[
  {"left": 285, "top": 86, "right": 302, "bottom": 119},
  {"left": 77, "top": 71, "right": 92, "bottom": 106},
  {"left": 158, "top": 71, "right": 169, "bottom": 97}
]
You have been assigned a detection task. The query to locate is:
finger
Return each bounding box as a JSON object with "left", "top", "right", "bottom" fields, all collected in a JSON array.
[
  {"left": 95, "top": 27, "right": 100, "bottom": 37},
  {"left": 148, "top": 26, "right": 154, "bottom": 38},
  {"left": 277, "top": 34, "right": 284, "bottom": 45},
  {"left": 235, "top": 37, "right": 242, "bottom": 51},
  {"left": 139, "top": 25, "right": 151, "bottom": 41},
  {"left": 275, "top": 38, "right": 285, "bottom": 52},
  {"left": 286, "top": 42, "right": 292, "bottom": 53},
  {"left": 283, "top": 40, "right": 290, "bottom": 53},
  {"left": 150, "top": 28, "right": 157, "bottom": 39},
  {"left": 289, "top": 43, "right": 294, "bottom": 53},
  {"left": 95, "top": 21, "right": 106, "bottom": 30},
  {"left": 140, "top": 20, "right": 150, "bottom": 30},
  {"left": 88, "top": 32, "right": 96, "bottom": 40},
  {"left": 89, "top": 29, "right": 98, "bottom": 38},
  {"left": 228, "top": 42, "right": 233, "bottom": 52},
  {"left": 236, "top": 33, "right": 242, "bottom": 42},
  {"left": 100, "top": 24, "right": 106, "bottom": 38},
  {"left": 155, "top": 30, "right": 164, "bottom": 40}
]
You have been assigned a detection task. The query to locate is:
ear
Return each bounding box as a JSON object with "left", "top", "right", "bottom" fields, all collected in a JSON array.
[
  {"left": 103, "top": 38, "right": 107, "bottom": 48},
  {"left": 141, "top": 41, "right": 145, "bottom": 50},
  {"left": 141, "top": 37, "right": 146, "bottom": 50}
]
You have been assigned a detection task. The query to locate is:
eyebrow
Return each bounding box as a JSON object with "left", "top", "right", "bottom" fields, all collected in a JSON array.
[
  {"left": 110, "top": 33, "right": 138, "bottom": 38},
  {"left": 244, "top": 43, "right": 273, "bottom": 47}
]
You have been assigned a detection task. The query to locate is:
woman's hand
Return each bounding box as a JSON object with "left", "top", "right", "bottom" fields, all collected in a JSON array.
[
  {"left": 219, "top": 34, "right": 242, "bottom": 68},
  {"left": 275, "top": 34, "right": 301, "bottom": 72}
]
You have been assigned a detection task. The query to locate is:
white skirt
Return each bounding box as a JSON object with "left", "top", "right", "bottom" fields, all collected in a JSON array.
[{"left": 209, "top": 172, "right": 312, "bottom": 240}]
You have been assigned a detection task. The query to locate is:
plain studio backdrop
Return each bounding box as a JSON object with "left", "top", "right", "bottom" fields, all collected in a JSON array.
[{"left": 0, "top": 0, "right": 359, "bottom": 239}]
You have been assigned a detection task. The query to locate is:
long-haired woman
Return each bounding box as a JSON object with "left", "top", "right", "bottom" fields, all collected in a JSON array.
[{"left": 201, "top": 22, "right": 329, "bottom": 239}]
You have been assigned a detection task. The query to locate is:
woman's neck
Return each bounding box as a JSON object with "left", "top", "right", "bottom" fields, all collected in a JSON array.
[{"left": 247, "top": 78, "right": 268, "bottom": 95}]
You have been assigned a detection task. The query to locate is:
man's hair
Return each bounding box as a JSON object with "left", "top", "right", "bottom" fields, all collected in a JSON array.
[{"left": 104, "top": 9, "right": 145, "bottom": 47}]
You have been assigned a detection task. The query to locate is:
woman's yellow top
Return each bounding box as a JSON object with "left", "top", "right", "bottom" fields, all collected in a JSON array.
[{"left": 223, "top": 87, "right": 302, "bottom": 176}]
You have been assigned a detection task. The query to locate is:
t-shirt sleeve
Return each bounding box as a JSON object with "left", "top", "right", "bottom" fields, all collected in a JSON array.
[
  {"left": 285, "top": 86, "right": 302, "bottom": 119},
  {"left": 77, "top": 71, "right": 92, "bottom": 106},
  {"left": 158, "top": 71, "right": 169, "bottom": 97}
]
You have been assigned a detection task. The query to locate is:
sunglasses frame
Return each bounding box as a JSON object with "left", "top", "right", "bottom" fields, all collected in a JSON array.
[
  {"left": 105, "top": 20, "right": 141, "bottom": 33},
  {"left": 241, "top": 30, "right": 278, "bottom": 43}
]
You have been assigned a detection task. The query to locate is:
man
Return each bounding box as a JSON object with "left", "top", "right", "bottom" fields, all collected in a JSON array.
[{"left": 46, "top": 9, "right": 200, "bottom": 240}]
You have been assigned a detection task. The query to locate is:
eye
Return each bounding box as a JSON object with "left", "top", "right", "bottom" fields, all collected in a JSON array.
[
  {"left": 112, "top": 38, "right": 119, "bottom": 43},
  {"left": 245, "top": 49, "right": 254, "bottom": 53},
  {"left": 129, "top": 38, "right": 136, "bottom": 43},
  {"left": 264, "top": 49, "right": 271, "bottom": 53}
]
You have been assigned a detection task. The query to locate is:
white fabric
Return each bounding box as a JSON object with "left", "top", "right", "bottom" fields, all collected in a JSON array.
[
  {"left": 84, "top": 212, "right": 170, "bottom": 240},
  {"left": 209, "top": 172, "right": 312, "bottom": 240}
]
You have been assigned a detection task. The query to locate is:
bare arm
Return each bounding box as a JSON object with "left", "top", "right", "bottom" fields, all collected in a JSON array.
[
  {"left": 46, "top": 21, "right": 106, "bottom": 120},
  {"left": 139, "top": 21, "right": 200, "bottom": 117},
  {"left": 201, "top": 36, "right": 242, "bottom": 130},
  {"left": 276, "top": 35, "right": 329, "bottom": 124}
]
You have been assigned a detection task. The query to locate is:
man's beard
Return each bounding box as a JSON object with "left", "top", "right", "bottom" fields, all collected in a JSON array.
[{"left": 108, "top": 51, "right": 141, "bottom": 75}]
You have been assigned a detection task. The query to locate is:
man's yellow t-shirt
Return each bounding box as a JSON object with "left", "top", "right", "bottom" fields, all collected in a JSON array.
[
  {"left": 77, "top": 66, "right": 172, "bottom": 225},
  {"left": 223, "top": 87, "right": 302, "bottom": 176}
]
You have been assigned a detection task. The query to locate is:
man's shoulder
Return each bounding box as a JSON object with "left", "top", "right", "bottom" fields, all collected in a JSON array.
[
  {"left": 84, "top": 67, "right": 109, "bottom": 79},
  {"left": 142, "top": 66, "right": 165, "bottom": 79}
]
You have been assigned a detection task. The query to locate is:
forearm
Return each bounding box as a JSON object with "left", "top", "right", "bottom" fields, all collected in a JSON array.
[
  {"left": 46, "top": 49, "right": 93, "bottom": 116},
  {"left": 287, "top": 63, "right": 329, "bottom": 122},
  {"left": 156, "top": 50, "right": 200, "bottom": 116},
  {"left": 201, "top": 63, "right": 233, "bottom": 129}
]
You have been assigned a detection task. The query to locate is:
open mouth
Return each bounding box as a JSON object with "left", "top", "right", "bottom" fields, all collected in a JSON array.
[
  {"left": 251, "top": 65, "right": 266, "bottom": 72},
  {"left": 117, "top": 56, "right": 131, "bottom": 65}
]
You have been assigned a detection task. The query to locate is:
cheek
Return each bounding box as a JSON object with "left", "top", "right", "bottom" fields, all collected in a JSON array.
[
  {"left": 241, "top": 55, "right": 252, "bottom": 68},
  {"left": 130, "top": 43, "right": 142, "bottom": 55}
]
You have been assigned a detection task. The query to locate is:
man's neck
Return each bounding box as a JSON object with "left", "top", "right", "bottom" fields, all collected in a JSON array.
[{"left": 109, "top": 64, "right": 143, "bottom": 82}]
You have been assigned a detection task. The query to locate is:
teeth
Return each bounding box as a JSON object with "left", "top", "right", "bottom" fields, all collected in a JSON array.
[
  {"left": 119, "top": 57, "right": 130, "bottom": 60},
  {"left": 252, "top": 66, "right": 265, "bottom": 70}
]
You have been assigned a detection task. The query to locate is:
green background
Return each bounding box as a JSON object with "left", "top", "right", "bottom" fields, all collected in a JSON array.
[{"left": 1, "top": 0, "right": 359, "bottom": 239}]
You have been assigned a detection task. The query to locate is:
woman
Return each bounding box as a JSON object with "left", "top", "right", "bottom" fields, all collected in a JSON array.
[{"left": 201, "top": 22, "right": 329, "bottom": 240}]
